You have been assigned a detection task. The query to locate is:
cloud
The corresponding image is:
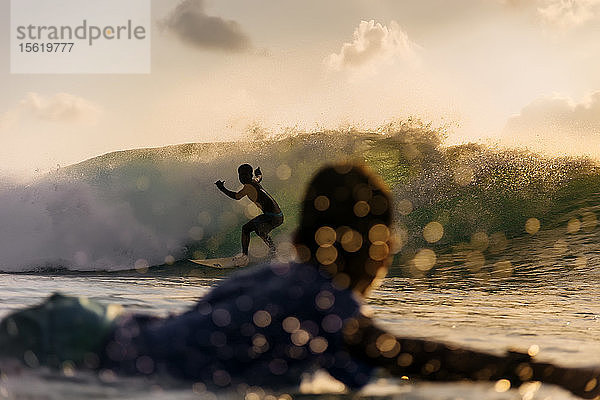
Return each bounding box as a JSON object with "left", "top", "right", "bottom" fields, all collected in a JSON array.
[
  {"left": 499, "top": 0, "right": 600, "bottom": 28},
  {"left": 19, "top": 93, "right": 101, "bottom": 122},
  {"left": 537, "top": 0, "right": 600, "bottom": 28},
  {"left": 503, "top": 92, "right": 600, "bottom": 154},
  {"left": 161, "top": 0, "right": 251, "bottom": 52},
  {"left": 0, "top": 93, "right": 100, "bottom": 128},
  {"left": 325, "top": 20, "right": 420, "bottom": 71}
]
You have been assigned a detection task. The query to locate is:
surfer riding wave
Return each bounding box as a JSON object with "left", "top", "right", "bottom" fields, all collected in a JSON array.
[{"left": 215, "top": 164, "right": 283, "bottom": 265}]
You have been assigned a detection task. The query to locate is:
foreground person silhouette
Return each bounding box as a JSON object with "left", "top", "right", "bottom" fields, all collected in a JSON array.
[{"left": 1, "top": 163, "right": 600, "bottom": 398}]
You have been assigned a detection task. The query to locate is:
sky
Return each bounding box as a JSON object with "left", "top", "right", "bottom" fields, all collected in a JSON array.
[{"left": 1, "top": 0, "right": 600, "bottom": 176}]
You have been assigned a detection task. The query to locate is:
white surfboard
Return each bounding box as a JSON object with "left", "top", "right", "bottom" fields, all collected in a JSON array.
[{"left": 189, "top": 257, "right": 247, "bottom": 269}]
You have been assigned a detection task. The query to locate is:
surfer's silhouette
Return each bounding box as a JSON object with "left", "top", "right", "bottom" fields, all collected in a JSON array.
[
  {"left": 215, "top": 164, "right": 283, "bottom": 265},
  {"left": 1, "top": 163, "right": 600, "bottom": 399}
]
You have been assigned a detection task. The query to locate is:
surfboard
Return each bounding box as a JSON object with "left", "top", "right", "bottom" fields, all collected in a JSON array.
[{"left": 188, "top": 257, "right": 247, "bottom": 269}]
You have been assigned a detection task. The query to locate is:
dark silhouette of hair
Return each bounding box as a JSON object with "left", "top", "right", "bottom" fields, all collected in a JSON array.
[
  {"left": 295, "top": 163, "right": 393, "bottom": 291},
  {"left": 238, "top": 164, "right": 254, "bottom": 184},
  {"left": 238, "top": 164, "right": 253, "bottom": 175}
]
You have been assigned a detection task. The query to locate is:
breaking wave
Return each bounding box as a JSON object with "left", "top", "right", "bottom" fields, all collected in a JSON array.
[{"left": 1, "top": 121, "right": 599, "bottom": 272}]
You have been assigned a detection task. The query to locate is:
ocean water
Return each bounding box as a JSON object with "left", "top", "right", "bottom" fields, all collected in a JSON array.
[
  {"left": 1, "top": 131, "right": 600, "bottom": 399},
  {"left": 1, "top": 217, "right": 599, "bottom": 400}
]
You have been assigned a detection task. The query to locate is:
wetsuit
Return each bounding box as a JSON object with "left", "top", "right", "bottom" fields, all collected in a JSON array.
[{"left": 234, "top": 181, "right": 283, "bottom": 255}]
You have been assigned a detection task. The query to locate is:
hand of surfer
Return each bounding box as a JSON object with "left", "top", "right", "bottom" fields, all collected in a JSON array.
[
  {"left": 254, "top": 167, "right": 262, "bottom": 177},
  {"left": 215, "top": 180, "right": 225, "bottom": 189}
]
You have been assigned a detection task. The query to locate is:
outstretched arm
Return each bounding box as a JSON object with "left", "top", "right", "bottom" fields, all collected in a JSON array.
[
  {"left": 343, "top": 315, "right": 600, "bottom": 399},
  {"left": 215, "top": 181, "right": 249, "bottom": 200},
  {"left": 215, "top": 180, "right": 237, "bottom": 199}
]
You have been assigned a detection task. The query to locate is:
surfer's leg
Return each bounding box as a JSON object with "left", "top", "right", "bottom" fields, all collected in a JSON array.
[
  {"left": 256, "top": 215, "right": 283, "bottom": 257},
  {"left": 241, "top": 221, "right": 253, "bottom": 255},
  {"left": 242, "top": 215, "right": 267, "bottom": 255},
  {"left": 243, "top": 214, "right": 283, "bottom": 257},
  {"left": 259, "top": 234, "right": 276, "bottom": 256}
]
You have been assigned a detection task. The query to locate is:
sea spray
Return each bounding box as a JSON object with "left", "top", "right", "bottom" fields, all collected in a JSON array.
[{"left": 0, "top": 121, "right": 599, "bottom": 273}]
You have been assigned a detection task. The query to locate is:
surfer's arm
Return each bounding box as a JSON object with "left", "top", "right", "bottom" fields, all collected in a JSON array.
[
  {"left": 343, "top": 315, "right": 527, "bottom": 382},
  {"left": 342, "top": 315, "right": 600, "bottom": 398},
  {"left": 215, "top": 181, "right": 250, "bottom": 200},
  {"left": 215, "top": 181, "right": 239, "bottom": 200},
  {"left": 234, "top": 184, "right": 252, "bottom": 200}
]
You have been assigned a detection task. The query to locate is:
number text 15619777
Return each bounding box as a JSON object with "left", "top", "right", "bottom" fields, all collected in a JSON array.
[{"left": 18, "top": 43, "right": 74, "bottom": 53}]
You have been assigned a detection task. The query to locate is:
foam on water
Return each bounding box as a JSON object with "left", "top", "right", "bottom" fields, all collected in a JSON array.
[{"left": 0, "top": 123, "right": 599, "bottom": 273}]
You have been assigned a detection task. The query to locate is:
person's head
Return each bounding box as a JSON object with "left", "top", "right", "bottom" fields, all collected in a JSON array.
[
  {"left": 294, "top": 163, "right": 394, "bottom": 296},
  {"left": 238, "top": 164, "right": 254, "bottom": 184}
]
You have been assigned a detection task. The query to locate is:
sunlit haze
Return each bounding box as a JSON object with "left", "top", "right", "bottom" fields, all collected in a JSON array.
[{"left": 2, "top": 0, "right": 600, "bottom": 176}]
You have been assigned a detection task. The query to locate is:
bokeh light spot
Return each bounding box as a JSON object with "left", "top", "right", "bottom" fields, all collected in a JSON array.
[
  {"left": 553, "top": 239, "right": 568, "bottom": 256},
  {"left": 369, "top": 242, "right": 389, "bottom": 261},
  {"left": 398, "top": 199, "right": 413, "bottom": 215},
  {"left": 253, "top": 310, "right": 272, "bottom": 328},
  {"left": 465, "top": 251, "right": 485, "bottom": 272},
  {"left": 494, "top": 379, "right": 511, "bottom": 392},
  {"left": 188, "top": 226, "right": 204, "bottom": 241},
  {"left": 134, "top": 259, "right": 149, "bottom": 273},
  {"left": 493, "top": 260, "right": 513, "bottom": 278},
  {"left": 370, "top": 195, "right": 388, "bottom": 215},
  {"left": 322, "top": 314, "right": 343, "bottom": 333},
  {"left": 332, "top": 273, "right": 351, "bottom": 290},
  {"left": 567, "top": 218, "right": 581, "bottom": 234},
  {"left": 295, "top": 245, "right": 312, "bottom": 263},
  {"left": 341, "top": 230, "right": 363, "bottom": 252},
  {"left": 489, "top": 232, "right": 508, "bottom": 254},
  {"left": 576, "top": 255, "right": 588, "bottom": 268},
  {"left": 316, "top": 245, "right": 337, "bottom": 265},
  {"left": 423, "top": 222, "right": 444, "bottom": 243},
  {"left": 197, "top": 211, "right": 212, "bottom": 226},
  {"left": 528, "top": 344, "right": 540, "bottom": 357},
  {"left": 212, "top": 370, "right": 231, "bottom": 387},
  {"left": 315, "top": 290, "right": 335, "bottom": 310},
  {"left": 397, "top": 353, "right": 413, "bottom": 367},
  {"left": 315, "top": 226, "right": 336, "bottom": 246},
  {"left": 525, "top": 218, "right": 540, "bottom": 235},
  {"left": 412, "top": 249, "right": 436, "bottom": 271},
  {"left": 291, "top": 329, "right": 310, "bottom": 346},
  {"left": 309, "top": 337, "right": 328, "bottom": 353},
  {"left": 282, "top": 316, "right": 300, "bottom": 333},
  {"left": 164, "top": 255, "right": 175, "bottom": 265},
  {"left": 375, "top": 333, "right": 397, "bottom": 353},
  {"left": 276, "top": 164, "right": 292, "bottom": 180},
  {"left": 453, "top": 165, "right": 474, "bottom": 186},
  {"left": 314, "top": 196, "right": 330, "bottom": 211},
  {"left": 470, "top": 232, "right": 489, "bottom": 251},
  {"left": 212, "top": 309, "right": 231, "bottom": 327},
  {"left": 369, "top": 224, "right": 390, "bottom": 243},
  {"left": 353, "top": 201, "right": 370, "bottom": 217}
]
